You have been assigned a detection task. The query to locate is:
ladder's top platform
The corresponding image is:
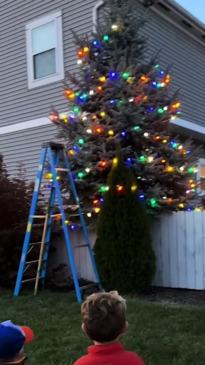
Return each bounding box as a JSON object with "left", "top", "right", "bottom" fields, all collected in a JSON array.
[{"left": 42, "top": 142, "right": 64, "bottom": 150}]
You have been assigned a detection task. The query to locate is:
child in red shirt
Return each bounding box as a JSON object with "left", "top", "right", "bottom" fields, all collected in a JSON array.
[{"left": 74, "top": 291, "right": 145, "bottom": 365}]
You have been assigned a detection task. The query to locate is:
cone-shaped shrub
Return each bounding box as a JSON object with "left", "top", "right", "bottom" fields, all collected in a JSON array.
[{"left": 94, "top": 151, "right": 156, "bottom": 292}]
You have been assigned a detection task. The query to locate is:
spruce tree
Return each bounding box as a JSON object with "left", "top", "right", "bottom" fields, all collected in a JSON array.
[
  {"left": 50, "top": 0, "right": 200, "bottom": 217},
  {"left": 94, "top": 151, "right": 156, "bottom": 292}
]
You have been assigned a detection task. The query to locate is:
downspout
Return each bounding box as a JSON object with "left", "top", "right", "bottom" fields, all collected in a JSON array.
[{"left": 92, "top": 0, "right": 104, "bottom": 32}]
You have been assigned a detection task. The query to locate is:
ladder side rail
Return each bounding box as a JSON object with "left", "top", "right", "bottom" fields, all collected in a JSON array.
[
  {"left": 14, "top": 148, "right": 47, "bottom": 296},
  {"left": 34, "top": 212, "right": 49, "bottom": 295},
  {"left": 47, "top": 148, "right": 82, "bottom": 303},
  {"left": 63, "top": 150, "right": 102, "bottom": 287},
  {"left": 40, "top": 150, "right": 60, "bottom": 285}
]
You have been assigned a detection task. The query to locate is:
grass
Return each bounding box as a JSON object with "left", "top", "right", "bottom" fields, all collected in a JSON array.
[{"left": 0, "top": 291, "right": 204, "bottom": 365}]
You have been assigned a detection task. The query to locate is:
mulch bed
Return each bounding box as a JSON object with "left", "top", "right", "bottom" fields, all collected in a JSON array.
[{"left": 138, "top": 286, "right": 205, "bottom": 306}]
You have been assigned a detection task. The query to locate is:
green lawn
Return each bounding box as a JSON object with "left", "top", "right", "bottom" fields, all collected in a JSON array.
[{"left": 0, "top": 291, "right": 204, "bottom": 365}]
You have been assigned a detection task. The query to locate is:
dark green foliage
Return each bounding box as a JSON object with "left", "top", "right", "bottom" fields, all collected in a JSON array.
[
  {"left": 0, "top": 157, "right": 35, "bottom": 287},
  {"left": 94, "top": 152, "right": 156, "bottom": 292}
]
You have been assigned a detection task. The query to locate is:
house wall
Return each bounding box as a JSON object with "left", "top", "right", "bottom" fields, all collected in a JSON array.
[{"left": 0, "top": 0, "right": 205, "bottom": 178}]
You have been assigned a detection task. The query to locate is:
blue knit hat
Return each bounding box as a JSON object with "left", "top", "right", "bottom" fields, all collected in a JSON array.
[{"left": 0, "top": 320, "right": 34, "bottom": 360}]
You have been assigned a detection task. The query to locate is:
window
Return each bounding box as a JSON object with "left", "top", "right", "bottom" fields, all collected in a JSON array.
[
  {"left": 26, "top": 11, "right": 64, "bottom": 89},
  {"left": 198, "top": 159, "right": 205, "bottom": 192}
]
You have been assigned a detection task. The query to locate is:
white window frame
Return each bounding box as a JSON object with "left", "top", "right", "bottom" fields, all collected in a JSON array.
[
  {"left": 26, "top": 11, "right": 64, "bottom": 89},
  {"left": 197, "top": 158, "right": 205, "bottom": 194}
]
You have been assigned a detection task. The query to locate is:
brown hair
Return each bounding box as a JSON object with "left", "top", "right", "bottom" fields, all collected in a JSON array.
[{"left": 81, "top": 291, "right": 127, "bottom": 342}]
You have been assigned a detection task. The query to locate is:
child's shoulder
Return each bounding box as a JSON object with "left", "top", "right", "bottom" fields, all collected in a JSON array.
[{"left": 123, "top": 350, "right": 145, "bottom": 365}]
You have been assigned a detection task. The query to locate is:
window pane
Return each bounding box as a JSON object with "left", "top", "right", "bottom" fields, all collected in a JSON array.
[
  {"left": 34, "top": 49, "right": 56, "bottom": 79},
  {"left": 32, "top": 21, "right": 56, "bottom": 54}
]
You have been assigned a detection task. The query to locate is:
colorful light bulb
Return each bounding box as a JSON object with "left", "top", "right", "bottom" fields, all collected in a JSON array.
[
  {"left": 165, "top": 165, "right": 175, "bottom": 173},
  {"left": 133, "top": 125, "right": 141, "bottom": 132},
  {"left": 94, "top": 207, "right": 101, "bottom": 213},
  {"left": 77, "top": 171, "right": 85, "bottom": 179},
  {"left": 78, "top": 138, "right": 85, "bottom": 145},
  {"left": 150, "top": 198, "right": 158, "bottom": 208},
  {"left": 131, "top": 185, "right": 137, "bottom": 192},
  {"left": 99, "top": 76, "right": 107, "bottom": 83},
  {"left": 140, "top": 75, "right": 149, "bottom": 83},
  {"left": 83, "top": 46, "right": 89, "bottom": 53},
  {"left": 122, "top": 72, "right": 130, "bottom": 80},
  {"left": 109, "top": 71, "right": 119, "bottom": 81},
  {"left": 99, "top": 111, "right": 106, "bottom": 118},
  {"left": 116, "top": 184, "right": 124, "bottom": 193},
  {"left": 139, "top": 155, "right": 147, "bottom": 164},
  {"left": 99, "top": 185, "right": 109, "bottom": 193},
  {"left": 92, "top": 40, "right": 101, "bottom": 48},
  {"left": 103, "top": 34, "right": 109, "bottom": 42},
  {"left": 111, "top": 24, "right": 119, "bottom": 31},
  {"left": 45, "top": 173, "right": 53, "bottom": 180}
]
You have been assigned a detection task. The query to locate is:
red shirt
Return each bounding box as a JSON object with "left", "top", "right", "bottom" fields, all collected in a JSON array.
[{"left": 73, "top": 342, "right": 145, "bottom": 365}]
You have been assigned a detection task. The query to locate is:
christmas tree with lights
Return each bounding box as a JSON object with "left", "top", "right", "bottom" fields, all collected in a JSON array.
[{"left": 50, "top": 0, "right": 199, "bottom": 217}]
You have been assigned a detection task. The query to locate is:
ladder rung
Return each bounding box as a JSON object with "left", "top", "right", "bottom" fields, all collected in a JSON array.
[
  {"left": 30, "top": 241, "right": 49, "bottom": 246},
  {"left": 74, "top": 244, "right": 89, "bottom": 249},
  {"left": 56, "top": 168, "right": 68, "bottom": 172},
  {"left": 25, "top": 260, "right": 39, "bottom": 264},
  {"left": 22, "top": 276, "right": 43, "bottom": 284},
  {"left": 69, "top": 213, "right": 81, "bottom": 217},
  {"left": 32, "top": 215, "right": 46, "bottom": 219},
  {"left": 80, "top": 283, "right": 99, "bottom": 290},
  {"left": 22, "top": 278, "right": 36, "bottom": 283},
  {"left": 32, "top": 214, "right": 61, "bottom": 219}
]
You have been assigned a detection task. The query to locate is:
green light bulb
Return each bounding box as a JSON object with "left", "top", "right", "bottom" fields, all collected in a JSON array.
[
  {"left": 117, "top": 100, "right": 124, "bottom": 107},
  {"left": 99, "top": 185, "right": 109, "bottom": 193},
  {"left": 188, "top": 167, "right": 194, "bottom": 174},
  {"left": 103, "top": 34, "right": 109, "bottom": 42},
  {"left": 150, "top": 198, "right": 158, "bottom": 208},
  {"left": 133, "top": 126, "right": 141, "bottom": 131},
  {"left": 122, "top": 72, "right": 130, "bottom": 80},
  {"left": 158, "top": 108, "right": 164, "bottom": 114},
  {"left": 139, "top": 155, "right": 147, "bottom": 164},
  {"left": 73, "top": 106, "right": 81, "bottom": 114},
  {"left": 78, "top": 138, "right": 85, "bottom": 145},
  {"left": 77, "top": 171, "right": 85, "bottom": 179}
]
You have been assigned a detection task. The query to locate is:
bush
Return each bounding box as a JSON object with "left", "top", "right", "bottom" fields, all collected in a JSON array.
[
  {"left": 94, "top": 152, "right": 156, "bottom": 293},
  {"left": 0, "top": 156, "right": 35, "bottom": 287}
]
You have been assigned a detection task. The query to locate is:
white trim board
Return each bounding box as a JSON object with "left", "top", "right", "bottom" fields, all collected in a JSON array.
[
  {"left": 0, "top": 116, "right": 204, "bottom": 136},
  {"left": 0, "top": 117, "right": 51, "bottom": 135},
  {"left": 171, "top": 118, "right": 205, "bottom": 135}
]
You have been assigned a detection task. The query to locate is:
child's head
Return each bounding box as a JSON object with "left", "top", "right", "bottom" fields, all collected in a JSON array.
[
  {"left": 0, "top": 320, "right": 34, "bottom": 364},
  {"left": 81, "top": 291, "right": 127, "bottom": 343}
]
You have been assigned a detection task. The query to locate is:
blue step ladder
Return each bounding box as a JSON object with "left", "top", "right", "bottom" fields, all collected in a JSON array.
[{"left": 14, "top": 142, "right": 102, "bottom": 303}]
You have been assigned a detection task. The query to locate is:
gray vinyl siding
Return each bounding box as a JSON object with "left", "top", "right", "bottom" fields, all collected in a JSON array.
[
  {"left": 142, "top": 8, "right": 205, "bottom": 127},
  {"left": 0, "top": 0, "right": 205, "bottom": 180},
  {"left": 0, "top": 0, "right": 96, "bottom": 127},
  {"left": 0, "top": 124, "right": 57, "bottom": 179}
]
